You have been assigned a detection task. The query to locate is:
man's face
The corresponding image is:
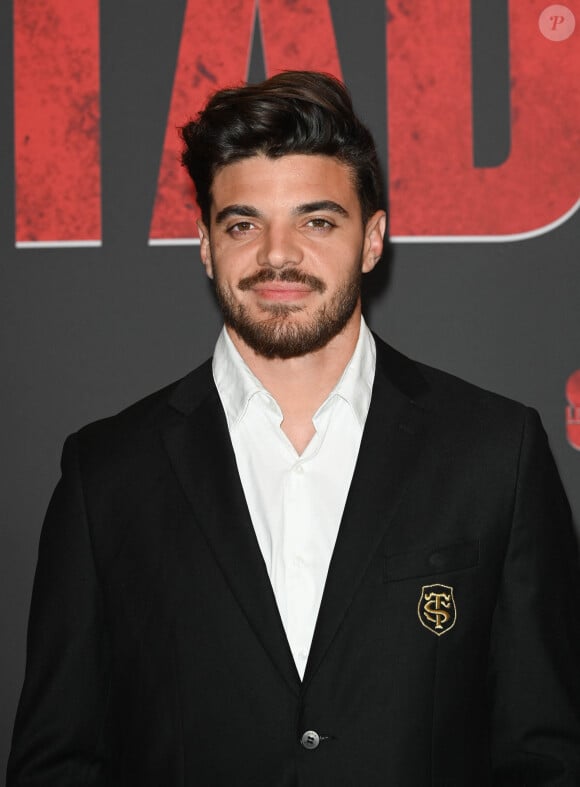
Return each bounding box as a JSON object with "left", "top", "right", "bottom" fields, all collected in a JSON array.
[{"left": 198, "top": 154, "right": 386, "bottom": 359}]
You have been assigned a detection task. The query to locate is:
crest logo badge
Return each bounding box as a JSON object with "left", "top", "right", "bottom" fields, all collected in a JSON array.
[{"left": 418, "top": 584, "right": 456, "bottom": 636}]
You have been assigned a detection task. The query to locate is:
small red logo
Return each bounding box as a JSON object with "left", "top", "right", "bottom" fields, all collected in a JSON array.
[
  {"left": 566, "top": 371, "right": 580, "bottom": 450},
  {"left": 539, "top": 5, "right": 576, "bottom": 41}
]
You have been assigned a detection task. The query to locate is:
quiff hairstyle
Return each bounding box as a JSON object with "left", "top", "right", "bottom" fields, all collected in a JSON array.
[{"left": 180, "top": 70, "right": 383, "bottom": 227}]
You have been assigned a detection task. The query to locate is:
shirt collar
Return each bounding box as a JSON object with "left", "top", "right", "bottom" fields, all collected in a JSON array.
[
  {"left": 324, "top": 316, "right": 376, "bottom": 428},
  {"left": 212, "top": 317, "right": 376, "bottom": 430},
  {"left": 212, "top": 328, "right": 268, "bottom": 429}
]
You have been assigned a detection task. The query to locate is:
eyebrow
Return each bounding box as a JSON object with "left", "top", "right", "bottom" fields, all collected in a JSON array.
[
  {"left": 293, "top": 201, "right": 349, "bottom": 218},
  {"left": 214, "top": 200, "right": 350, "bottom": 225},
  {"left": 214, "top": 204, "right": 264, "bottom": 225}
]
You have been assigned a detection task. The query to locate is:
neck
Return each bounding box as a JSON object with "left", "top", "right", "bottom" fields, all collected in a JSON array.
[{"left": 226, "top": 307, "right": 363, "bottom": 454}]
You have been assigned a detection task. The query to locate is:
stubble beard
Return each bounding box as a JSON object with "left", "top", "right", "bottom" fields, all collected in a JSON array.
[{"left": 213, "top": 264, "right": 363, "bottom": 360}]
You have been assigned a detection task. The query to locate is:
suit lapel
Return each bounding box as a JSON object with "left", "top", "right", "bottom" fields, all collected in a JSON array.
[
  {"left": 162, "top": 339, "right": 432, "bottom": 692},
  {"left": 163, "top": 365, "right": 300, "bottom": 694},
  {"left": 303, "top": 339, "right": 431, "bottom": 686}
]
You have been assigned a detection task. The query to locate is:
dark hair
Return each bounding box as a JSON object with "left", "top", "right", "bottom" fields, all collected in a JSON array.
[{"left": 180, "top": 70, "right": 383, "bottom": 226}]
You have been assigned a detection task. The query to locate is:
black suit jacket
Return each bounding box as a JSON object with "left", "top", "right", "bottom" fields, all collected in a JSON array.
[{"left": 8, "top": 337, "right": 580, "bottom": 786}]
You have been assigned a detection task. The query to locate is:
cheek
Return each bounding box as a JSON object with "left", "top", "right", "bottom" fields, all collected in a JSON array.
[
  {"left": 211, "top": 260, "right": 241, "bottom": 293},
  {"left": 214, "top": 251, "right": 264, "bottom": 288}
]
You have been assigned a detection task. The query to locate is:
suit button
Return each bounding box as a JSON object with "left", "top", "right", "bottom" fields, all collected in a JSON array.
[{"left": 300, "top": 730, "right": 320, "bottom": 750}]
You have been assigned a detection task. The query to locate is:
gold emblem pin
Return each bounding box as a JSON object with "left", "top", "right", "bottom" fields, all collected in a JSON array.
[{"left": 418, "top": 584, "right": 456, "bottom": 636}]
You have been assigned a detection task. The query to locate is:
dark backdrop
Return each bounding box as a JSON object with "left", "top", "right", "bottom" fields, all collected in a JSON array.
[{"left": 2, "top": 1, "right": 578, "bottom": 781}]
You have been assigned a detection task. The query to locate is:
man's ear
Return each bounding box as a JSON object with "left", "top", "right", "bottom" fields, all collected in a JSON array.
[
  {"left": 361, "top": 210, "right": 387, "bottom": 274},
  {"left": 197, "top": 219, "right": 213, "bottom": 279}
]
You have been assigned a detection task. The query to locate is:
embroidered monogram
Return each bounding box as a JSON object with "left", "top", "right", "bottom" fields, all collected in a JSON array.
[{"left": 418, "top": 584, "right": 456, "bottom": 636}]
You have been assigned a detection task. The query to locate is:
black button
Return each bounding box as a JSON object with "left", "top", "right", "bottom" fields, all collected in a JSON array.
[{"left": 300, "top": 730, "right": 320, "bottom": 750}]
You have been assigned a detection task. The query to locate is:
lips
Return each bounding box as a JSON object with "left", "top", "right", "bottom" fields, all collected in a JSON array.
[
  {"left": 238, "top": 268, "right": 326, "bottom": 294},
  {"left": 252, "top": 283, "right": 313, "bottom": 301}
]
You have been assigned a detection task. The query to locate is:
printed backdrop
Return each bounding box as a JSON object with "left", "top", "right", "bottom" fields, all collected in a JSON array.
[{"left": 1, "top": 0, "right": 579, "bottom": 778}]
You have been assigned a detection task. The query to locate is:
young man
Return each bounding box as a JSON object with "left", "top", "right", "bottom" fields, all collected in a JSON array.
[{"left": 8, "top": 72, "right": 580, "bottom": 786}]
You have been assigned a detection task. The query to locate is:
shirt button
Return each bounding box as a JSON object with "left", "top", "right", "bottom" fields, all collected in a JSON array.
[
  {"left": 300, "top": 730, "right": 320, "bottom": 750},
  {"left": 293, "top": 464, "right": 304, "bottom": 474}
]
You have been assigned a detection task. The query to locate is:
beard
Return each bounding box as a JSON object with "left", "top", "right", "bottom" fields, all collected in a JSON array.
[{"left": 213, "top": 265, "right": 362, "bottom": 359}]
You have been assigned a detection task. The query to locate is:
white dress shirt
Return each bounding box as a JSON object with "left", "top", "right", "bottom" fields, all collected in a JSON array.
[{"left": 212, "top": 318, "right": 376, "bottom": 678}]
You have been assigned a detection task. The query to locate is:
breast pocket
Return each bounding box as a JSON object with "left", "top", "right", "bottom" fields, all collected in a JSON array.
[{"left": 384, "top": 540, "right": 479, "bottom": 582}]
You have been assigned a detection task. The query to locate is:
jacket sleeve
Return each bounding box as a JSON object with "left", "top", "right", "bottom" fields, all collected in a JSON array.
[
  {"left": 7, "top": 434, "right": 112, "bottom": 786},
  {"left": 489, "top": 408, "right": 580, "bottom": 785}
]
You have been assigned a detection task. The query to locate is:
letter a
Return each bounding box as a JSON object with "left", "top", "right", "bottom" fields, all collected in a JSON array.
[{"left": 149, "top": 0, "right": 342, "bottom": 244}]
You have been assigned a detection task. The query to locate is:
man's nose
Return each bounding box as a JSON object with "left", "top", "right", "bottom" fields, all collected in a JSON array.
[{"left": 257, "top": 223, "right": 303, "bottom": 269}]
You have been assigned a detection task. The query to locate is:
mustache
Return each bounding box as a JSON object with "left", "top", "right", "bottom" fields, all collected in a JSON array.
[{"left": 237, "top": 268, "right": 326, "bottom": 294}]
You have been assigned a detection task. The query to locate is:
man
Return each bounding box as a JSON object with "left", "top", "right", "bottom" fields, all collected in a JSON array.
[{"left": 7, "top": 71, "right": 580, "bottom": 785}]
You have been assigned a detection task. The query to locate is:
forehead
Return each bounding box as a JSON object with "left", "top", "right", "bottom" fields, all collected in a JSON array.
[{"left": 210, "top": 154, "right": 360, "bottom": 213}]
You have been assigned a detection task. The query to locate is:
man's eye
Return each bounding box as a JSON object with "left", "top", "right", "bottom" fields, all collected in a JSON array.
[
  {"left": 306, "top": 218, "right": 334, "bottom": 230},
  {"left": 228, "top": 221, "right": 255, "bottom": 235}
]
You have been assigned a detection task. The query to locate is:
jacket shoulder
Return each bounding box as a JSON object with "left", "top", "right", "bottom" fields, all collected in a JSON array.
[
  {"left": 374, "top": 333, "right": 528, "bottom": 419},
  {"left": 372, "top": 335, "right": 537, "bottom": 468},
  {"left": 69, "top": 358, "right": 215, "bottom": 472}
]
